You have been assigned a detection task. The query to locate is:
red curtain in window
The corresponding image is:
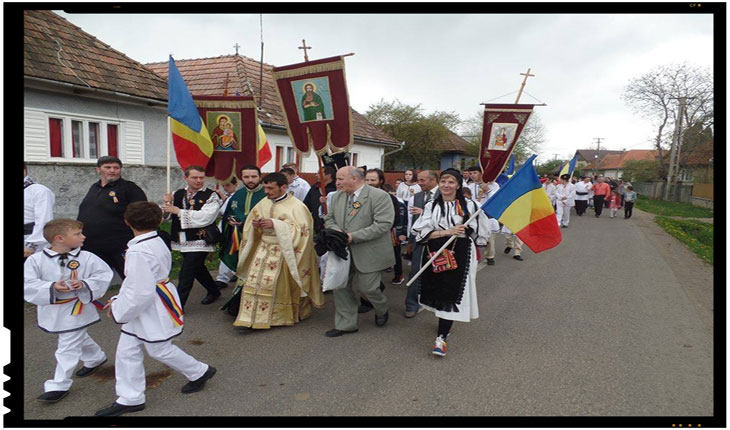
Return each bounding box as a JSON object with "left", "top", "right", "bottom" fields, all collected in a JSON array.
[
  {"left": 107, "top": 124, "right": 118, "bottom": 158},
  {"left": 49, "top": 118, "right": 63, "bottom": 157},
  {"left": 275, "top": 146, "right": 283, "bottom": 171}
]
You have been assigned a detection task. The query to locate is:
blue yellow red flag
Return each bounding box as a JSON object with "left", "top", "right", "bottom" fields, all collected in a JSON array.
[
  {"left": 483, "top": 154, "right": 561, "bottom": 253},
  {"left": 167, "top": 56, "right": 214, "bottom": 170}
]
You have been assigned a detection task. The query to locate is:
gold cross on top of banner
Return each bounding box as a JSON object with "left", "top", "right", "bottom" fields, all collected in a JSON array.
[
  {"left": 515, "top": 68, "right": 535, "bottom": 104},
  {"left": 299, "top": 39, "right": 312, "bottom": 62}
]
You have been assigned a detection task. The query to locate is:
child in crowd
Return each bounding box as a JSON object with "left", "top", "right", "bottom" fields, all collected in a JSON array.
[
  {"left": 607, "top": 190, "right": 622, "bottom": 218},
  {"left": 623, "top": 186, "right": 637, "bottom": 219},
  {"left": 24, "top": 219, "right": 113, "bottom": 403},
  {"left": 95, "top": 202, "right": 216, "bottom": 417}
]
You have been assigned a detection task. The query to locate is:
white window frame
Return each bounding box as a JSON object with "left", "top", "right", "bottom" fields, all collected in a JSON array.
[{"left": 25, "top": 108, "right": 128, "bottom": 164}]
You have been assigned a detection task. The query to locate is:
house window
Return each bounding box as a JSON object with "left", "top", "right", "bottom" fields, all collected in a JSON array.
[
  {"left": 275, "top": 146, "right": 283, "bottom": 171},
  {"left": 88, "top": 122, "right": 100, "bottom": 159},
  {"left": 71, "top": 120, "right": 84, "bottom": 158},
  {"left": 351, "top": 153, "right": 358, "bottom": 167},
  {"left": 286, "top": 147, "right": 295, "bottom": 164},
  {"left": 107, "top": 124, "right": 118, "bottom": 158},
  {"left": 49, "top": 118, "right": 64, "bottom": 157}
]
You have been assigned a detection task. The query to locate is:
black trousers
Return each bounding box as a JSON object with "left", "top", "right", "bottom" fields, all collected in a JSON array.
[
  {"left": 84, "top": 248, "right": 126, "bottom": 280},
  {"left": 575, "top": 200, "right": 588, "bottom": 215},
  {"left": 393, "top": 244, "right": 403, "bottom": 278},
  {"left": 593, "top": 196, "right": 606, "bottom": 217},
  {"left": 177, "top": 251, "right": 219, "bottom": 308},
  {"left": 624, "top": 201, "right": 634, "bottom": 218}
]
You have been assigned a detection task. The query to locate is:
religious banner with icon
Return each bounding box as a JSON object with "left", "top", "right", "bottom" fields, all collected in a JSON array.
[
  {"left": 273, "top": 55, "right": 353, "bottom": 155},
  {"left": 479, "top": 104, "right": 535, "bottom": 183},
  {"left": 193, "top": 95, "right": 259, "bottom": 181}
]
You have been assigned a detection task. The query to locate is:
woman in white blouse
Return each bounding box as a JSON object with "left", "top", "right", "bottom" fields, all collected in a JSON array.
[{"left": 411, "top": 168, "right": 490, "bottom": 357}]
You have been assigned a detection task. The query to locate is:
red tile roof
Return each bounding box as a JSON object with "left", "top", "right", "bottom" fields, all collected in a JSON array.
[
  {"left": 597, "top": 149, "right": 660, "bottom": 169},
  {"left": 145, "top": 55, "right": 400, "bottom": 145},
  {"left": 432, "top": 131, "right": 471, "bottom": 153},
  {"left": 680, "top": 141, "right": 714, "bottom": 166},
  {"left": 24, "top": 10, "right": 167, "bottom": 101}
]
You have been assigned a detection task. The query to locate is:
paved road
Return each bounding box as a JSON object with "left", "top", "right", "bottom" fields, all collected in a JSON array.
[{"left": 21, "top": 207, "right": 713, "bottom": 418}]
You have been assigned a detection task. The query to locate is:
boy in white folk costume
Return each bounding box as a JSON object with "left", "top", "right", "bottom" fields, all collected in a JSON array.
[
  {"left": 24, "top": 219, "right": 113, "bottom": 403},
  {"left": 95, "top": 202, "right": 216, "bottom": 417}
]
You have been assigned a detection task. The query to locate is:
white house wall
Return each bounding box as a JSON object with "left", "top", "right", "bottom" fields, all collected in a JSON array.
[{"left": 261, "top": 129, "right": 385, "bottom": 173}]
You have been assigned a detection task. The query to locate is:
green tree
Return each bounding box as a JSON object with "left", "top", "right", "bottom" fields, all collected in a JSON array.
[
  {"left": 536, "top": 159, "right": 565, "bottom": 176},
  {"left": 365, "top": 99, "right": 461, "bottom": 170},
  {"left": 461, "top": 110, "right": 546, "bottom": 165},
  {"left": 622, "top": 160, "right": 662, "bottom": 182}
]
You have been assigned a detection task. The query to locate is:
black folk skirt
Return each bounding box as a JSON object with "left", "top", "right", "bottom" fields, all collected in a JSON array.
[{"left": 418, "top": 236, "right": 471, "bottom": 313}]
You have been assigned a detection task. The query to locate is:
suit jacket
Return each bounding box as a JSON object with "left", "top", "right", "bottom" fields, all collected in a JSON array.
[{"left": 324, "top": 184, "right": 395, "bottom": 273}]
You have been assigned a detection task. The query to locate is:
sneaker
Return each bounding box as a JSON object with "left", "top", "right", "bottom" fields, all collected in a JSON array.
[
  {"left": 432, "top": 336, "right": 447, "bottom": 357},
  {"left": 391, "top": 276, "right": 404, "bottom": 285}
]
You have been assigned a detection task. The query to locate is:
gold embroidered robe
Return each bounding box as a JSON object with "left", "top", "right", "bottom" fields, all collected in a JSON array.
[{"left": 234, "top": 194, "right": 324, "bottom": 328}]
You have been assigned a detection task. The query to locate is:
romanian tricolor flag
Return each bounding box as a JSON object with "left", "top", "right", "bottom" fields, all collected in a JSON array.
[
  {"left": 228, "top": 225, "right": 240, "bottom": 255},
  {"left": 257, "top": 122, "right": 272, "bottom": 169},
  {"left": 156, "top": 280, "right": 184, "bottom": 327},
  {"left": 559, "top": 153, "right": 578, "bottom": 178},
  {"left": 168, "top": 56, "right": 214, "bottom": 170},
  {"left": 483, "top": 154, "right": 561, "bottom": 253}
]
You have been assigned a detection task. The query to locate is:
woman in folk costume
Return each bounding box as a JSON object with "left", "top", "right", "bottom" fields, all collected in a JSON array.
[
  {"left": 24, "top": 219, "right": 113, "bottom": 403},
  {"left": 396, "top": 169, "right": 421, "bottom": 201},
  {"left": 411, "top": 169, "right": 491, "bottom": 356},
  {"left": 95, "top": 202, "right": 216, "bottom": 417}
]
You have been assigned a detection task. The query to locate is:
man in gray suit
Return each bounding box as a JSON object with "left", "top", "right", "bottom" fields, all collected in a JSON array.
[
  {"left": 404, "top": 170, "right": 439, "bottom": 318},
  {"left": 323, "top": 167, "right": 395, "bottom": 337}
]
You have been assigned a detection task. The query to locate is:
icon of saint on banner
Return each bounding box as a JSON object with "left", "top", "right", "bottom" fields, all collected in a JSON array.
[{"left": 292, "top": 77, "right": 334, "bottom": 123}]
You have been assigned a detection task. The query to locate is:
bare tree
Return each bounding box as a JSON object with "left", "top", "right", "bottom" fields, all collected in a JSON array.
[
  {"left": 622, "top": 63, "right": 713, "bottom": 176},
  {"left": 461, "top": 110, "right": 546, "bottom": 165}
]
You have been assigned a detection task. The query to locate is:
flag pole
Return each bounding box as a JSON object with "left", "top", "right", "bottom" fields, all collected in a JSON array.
[
  {"left": 405, "top": 209, "right": 484, "bottom": 288},
  {"left": 166, "top": 115, "right": 171, "bottom": 194}
]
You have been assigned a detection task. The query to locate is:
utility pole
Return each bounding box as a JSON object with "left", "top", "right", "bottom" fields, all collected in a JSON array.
[
  {"left": 665, "top": 97, "right": 689, "bottom": 200},
  {"left": 592, "top": 138, "right": 603, "bottom": 176}
]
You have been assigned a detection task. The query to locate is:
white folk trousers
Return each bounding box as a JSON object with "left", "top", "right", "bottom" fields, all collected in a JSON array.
[
  {"left": 215, "top": 261, "right": 236, "bottom": 283},
  {"left": 45, "top": 328, "right": 106, "bottom": 392},
  {"left": 505, "top": 234, "right": 523, "bottom": 256},
  {"left": 485, "top": 234, "right": 496, "bottom": 259},
  {"left": 114, "top": 333, "right": 208, "bottom": 406},
  {"left": 556, "top": 205, "right": 571, "bottom": 227}
]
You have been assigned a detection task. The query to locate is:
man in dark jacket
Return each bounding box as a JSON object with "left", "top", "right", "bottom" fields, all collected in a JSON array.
[{"left": 77, "top": 156, "right": 146, "bottom": 278}]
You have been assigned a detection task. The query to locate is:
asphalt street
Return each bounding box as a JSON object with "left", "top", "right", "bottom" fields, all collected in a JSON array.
[{"left": 21, "top": 207, "right": 714, "bottom": 418}]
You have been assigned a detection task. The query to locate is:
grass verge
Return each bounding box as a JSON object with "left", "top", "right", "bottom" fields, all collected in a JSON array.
[
  {"left": 655, "top": 216, "right": 713, "bottom": 265},
  {"left": 160, "top": 221, "right": 221, "bottom": 281},
  {"left": 635, "top": 195, "right": 713, "bottom": 218}
]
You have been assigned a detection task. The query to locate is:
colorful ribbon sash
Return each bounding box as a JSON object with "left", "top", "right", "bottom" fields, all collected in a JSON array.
[{"left": 156, "top": 279, "right": 184, "bottom": 327}]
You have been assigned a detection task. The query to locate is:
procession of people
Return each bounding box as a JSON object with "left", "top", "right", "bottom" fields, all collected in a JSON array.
[{"left": 25, "top": 147, "right": 644, "bottom": 418}]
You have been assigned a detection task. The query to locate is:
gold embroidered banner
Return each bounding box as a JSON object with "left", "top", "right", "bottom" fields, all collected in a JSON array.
[{"left": 479, "top": 104, "right": 534, "bottom": 182}]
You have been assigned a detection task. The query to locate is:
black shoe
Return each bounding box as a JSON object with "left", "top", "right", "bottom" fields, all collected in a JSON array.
[
  {"left": 325, "top": 328, "right": 358, "bottom": 337},
  {"left": 181, "top": 366, "right": 217, "bottom": 394},
  {"left": 75, "top": 358, "right": 108, "bottom": 377},
  {"left": 230, "top": 276, "right": 238, "bottom": 283},
  {"left": 503, "top": 247, "right": 512, "bottom": 254},
  {"left": 36, "top": 390, "right": 68, "bottom": 403},
  {"left": 358, "top": 303, "right": 373, "bottom": 314},
  {"left": 215, "top": 281, "right": 229, "bottom": 290},
  {"left": 595, "top": 214, "right": 600, "bottom": 218},
  {"left": 513, "top": 255, "right": 524, "bottom": 261},
  {"left": 95, "top": 402, "right": 145, "bottom": 417},
  {"left": 561, "top": 225, "right": 568, "bottom": 228},
  {"left": 375, "top": 311, "right": 389, "bottom": 327},
  {"left": 391, "top": 276, "right": 404, "bottom": 285},
  {"left": 486, "top": 258, "right": 495, "bottom": 266},
  {"left": 201, "top": 292, "right": 221, "bottom": 305}
]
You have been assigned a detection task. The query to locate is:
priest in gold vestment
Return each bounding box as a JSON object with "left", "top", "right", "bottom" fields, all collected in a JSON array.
[{"left": 233, "top": 172, "right": 325, "bottom": 329}]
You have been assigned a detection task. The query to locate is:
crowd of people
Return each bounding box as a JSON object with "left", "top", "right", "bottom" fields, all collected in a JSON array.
[
  {"left": 539, "top": 172, "right": 636, "bottom": 226},
  {"left": 23, "top": 156, "right": 637, "bottom": 416}
]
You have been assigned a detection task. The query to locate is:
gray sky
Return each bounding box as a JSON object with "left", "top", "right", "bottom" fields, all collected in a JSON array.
[{"left": 56, "top": 11, "right": 714, "bottom": 163}]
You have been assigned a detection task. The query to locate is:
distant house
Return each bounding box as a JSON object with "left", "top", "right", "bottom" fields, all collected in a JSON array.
[
  {"left": 677, "top": 140, "right": 714, "bottom": 183},
  {"left": 23, "top": 10, "right": 169, "bottom": 218},
  {"left": 390, "top": 131, "right": 475, "bottom": 171},
  {"left": 144, "top": 55, "right": 402, "bottom": 173},
  {"left": 574, "top": 149, "right": 625, "bottom": 174},
  {"left": 594, "top": 149, "right": 658, "bottom": 179}
]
